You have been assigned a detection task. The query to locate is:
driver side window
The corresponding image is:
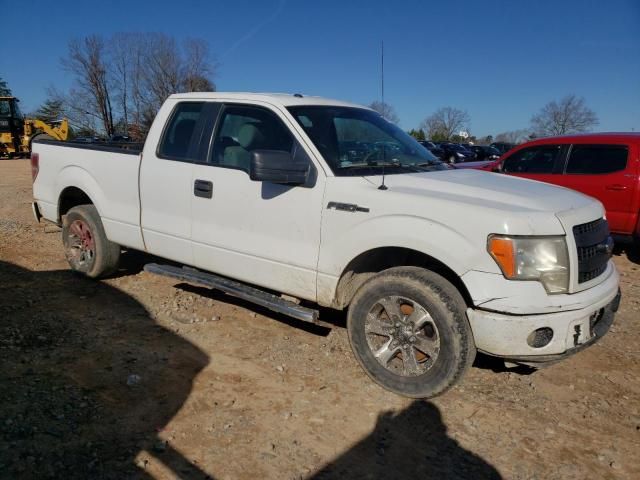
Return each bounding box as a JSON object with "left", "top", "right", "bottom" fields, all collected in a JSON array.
[
  {"left": 211, "top": 105, "right": 294, "bottom": 173},
  {"left": 502, "top": 145, "right": 562, "bottom": 174}
]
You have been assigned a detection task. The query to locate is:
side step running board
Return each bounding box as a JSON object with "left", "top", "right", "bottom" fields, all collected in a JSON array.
[{"left": 144, "top": 263, "right": 319, "bottom": 324}]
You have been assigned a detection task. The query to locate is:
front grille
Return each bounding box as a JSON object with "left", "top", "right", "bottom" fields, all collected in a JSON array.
[
  {"left": 574, "top": 219, "right": 603, "bottom": 236},
  {"left": 579, "top": 266, "right": 607, "bottom": 283},
  {"left": 573, "top": 218, "right": 611, "bottom": 284}
]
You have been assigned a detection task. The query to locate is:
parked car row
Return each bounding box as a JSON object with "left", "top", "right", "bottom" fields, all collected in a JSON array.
[
  {"left": 71, "top": 135, "right": 134, "bottom": 144},
  {"left": 418, "top": 141, "right": 503, "bottom": 164}
]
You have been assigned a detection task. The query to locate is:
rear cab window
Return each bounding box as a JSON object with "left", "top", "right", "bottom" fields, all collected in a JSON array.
[
  {"left": 158, "top": 102, "right": 220, "bottom": 162},
  {"left": 565, "top": 144, "right": 628, "bottom": 174}
]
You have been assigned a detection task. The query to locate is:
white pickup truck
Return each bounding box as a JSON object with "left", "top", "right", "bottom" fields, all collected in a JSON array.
[{"left": 32, "top": 92, "right": 621, "bottom": 398}]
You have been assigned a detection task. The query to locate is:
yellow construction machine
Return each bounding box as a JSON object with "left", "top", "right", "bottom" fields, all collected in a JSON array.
[{"left": 0, "top": 96, "right": 69, "bottom": 158}]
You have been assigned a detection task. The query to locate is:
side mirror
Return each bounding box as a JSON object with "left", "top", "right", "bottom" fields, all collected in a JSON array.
[{"left": 249, "top": 150, "right": 309, "bottom": 185}]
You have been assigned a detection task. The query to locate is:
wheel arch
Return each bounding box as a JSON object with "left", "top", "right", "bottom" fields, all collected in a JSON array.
[
  {"left": 58, "top": 186, "right": 96, "bottom": 223},
  {"left": 55, "top": 165, "right": 107, "bottom": 224},
  {"left": 331, "top": 246, "right": 473, "bottom": 310}
]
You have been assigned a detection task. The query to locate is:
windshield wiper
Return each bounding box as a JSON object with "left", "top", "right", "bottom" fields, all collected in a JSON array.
[{"left": 338, "top": 161, "right": 405, "bottom": 169}]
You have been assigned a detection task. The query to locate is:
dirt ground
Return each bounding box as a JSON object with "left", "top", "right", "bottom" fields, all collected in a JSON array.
[{"left": 1, "top": 158, "right": 639, "bottom": 480}]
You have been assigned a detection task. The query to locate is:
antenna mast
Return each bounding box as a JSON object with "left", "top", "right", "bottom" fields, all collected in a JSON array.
[
  {"left": 381, "top": 40, "right": 385, "bottom": 108},
  {"left": 378, "top": 40, "right": 388, "bottom": 190}
]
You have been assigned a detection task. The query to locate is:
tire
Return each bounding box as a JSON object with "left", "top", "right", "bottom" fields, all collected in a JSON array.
[
  {"left": 62, "top": 205, "right": 121, "bottom": 278},
  {"left": 347, "top": 267, "right": 476, "bottom": 398}
]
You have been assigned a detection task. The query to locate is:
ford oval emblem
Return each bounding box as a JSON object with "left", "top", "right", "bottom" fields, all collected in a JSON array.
[{"left": 596, "top": 236, "right": 614, "bottom": 258}]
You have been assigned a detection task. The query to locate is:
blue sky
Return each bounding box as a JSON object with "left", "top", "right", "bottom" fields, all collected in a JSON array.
[{"left": 2, "top": 0, "right": 639, "bottom": 135}]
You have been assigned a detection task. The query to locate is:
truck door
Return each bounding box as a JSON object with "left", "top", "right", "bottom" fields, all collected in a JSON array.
[
  {"left": 139, "top": 101, "right": 216, "bottom": 265},
  {"left": 559, "top": 143, "right": 636, "bottom": 234},
  {"left": 190, "top": 103, "right": 325, "bottom": 301}
]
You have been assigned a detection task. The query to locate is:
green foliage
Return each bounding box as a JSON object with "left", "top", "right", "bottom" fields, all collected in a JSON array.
[
  {"left": 34, "top": 98, "right": 65, "bottom": 123},
  {"left": 429, "top": 131, "right": 449, "bottom": 142},
  {"left": 408, "top": 128, "right": 426, "bottom": 141},
  {"left": 0, "top": 77, "right": 12, "bottom": 96}
]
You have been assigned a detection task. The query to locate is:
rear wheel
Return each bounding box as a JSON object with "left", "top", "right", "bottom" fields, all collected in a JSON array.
[
  {"left": 347, "top": 267, "right": 475, "bottom": 398},
  {"left": 62, "top": 205, "right": 120, "bottom": 278}
]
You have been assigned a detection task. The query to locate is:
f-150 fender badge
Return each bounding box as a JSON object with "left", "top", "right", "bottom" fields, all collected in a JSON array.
[{"left": 327, "top": 202, "right": 370, "bottom": 213}]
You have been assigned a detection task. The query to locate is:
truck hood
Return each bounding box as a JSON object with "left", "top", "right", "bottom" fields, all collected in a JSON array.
[
  {"left": 322, "top": 168, "right": 605, "bottom": 278},
  {"left": 370, "top": 169, "right": 596, "bottom": 214}
]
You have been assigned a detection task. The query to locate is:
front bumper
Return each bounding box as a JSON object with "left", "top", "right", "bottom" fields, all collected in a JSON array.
[{"left": 466, "top": 285, "right": 620, "bottom": 362}]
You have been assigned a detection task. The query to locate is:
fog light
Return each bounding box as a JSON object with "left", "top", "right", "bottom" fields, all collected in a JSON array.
[{"left": 527, "top": 327, "right": 553, "bottom": 348}]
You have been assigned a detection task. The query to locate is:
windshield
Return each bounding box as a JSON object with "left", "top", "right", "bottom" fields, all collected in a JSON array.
[
  {"left": 0, "top": 100, "right": 11, "bottom": 117},
  {"left": 288, "top": 106, "right": 444, "bottom": 176},
  {"left": 485, "top": 146, "right": 501, "bottom": 155}
]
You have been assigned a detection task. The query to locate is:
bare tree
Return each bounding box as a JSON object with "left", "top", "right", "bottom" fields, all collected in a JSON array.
[
  {"left": 126, "top": 34, "right": 149, "bottom": 138},
  {"left": 142, "top": 33, "right": 182, "bottom": 114},
  {"left": 182, "top": 38, "right": 216, "bottom": 92},
  {"left": 62, "top": 36, "right": 115, "bottom": 136},
  {"left": 420, "top": 107, "right": 470, "bottom": 141},
  {"left": 59, "top": 33, "right": 217, "bottom": 138},
  {"left": 109, "top": 33, "right": 136, "bottom": 135},
  {"left": 531, "top": 95, "right": 598, "bottom": 136},
  {"left": 369, "top": 101, "right": 399, "bottom": 124},
  {"left": 494, "top": 129, "right": 530, "bottom": 144}
]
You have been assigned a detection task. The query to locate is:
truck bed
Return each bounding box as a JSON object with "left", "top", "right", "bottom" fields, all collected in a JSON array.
[{"left": 32, "top": 139, "right": 146, "bottom": 251}]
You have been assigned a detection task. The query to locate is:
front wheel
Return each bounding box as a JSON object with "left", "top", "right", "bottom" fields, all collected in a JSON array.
[
  {"left": 347, "top": 267, "right": 476, "bottom": 398},
  {"left": 62, "top": 205, "right": 121, "bottom": 278}
]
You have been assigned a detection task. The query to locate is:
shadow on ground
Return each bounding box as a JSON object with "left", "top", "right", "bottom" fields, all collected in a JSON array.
[
  {"left": 0, "top": 259, "right": 500, "bottom": 479},
  {"left": 0, "top": 260, "right": 210, "bottom": 479},
  {"left": 311, "top": 400, "right": 501, "bottom": 479},
  {"left": 613, "top": 242, "right": 640, "bottom": 264}
]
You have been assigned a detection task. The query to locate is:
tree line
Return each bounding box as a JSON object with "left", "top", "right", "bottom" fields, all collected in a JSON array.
[
  {"left": 371, "top": 94, "right": 599, "bottom": 144},
  {"left": 8, "top": 45, "right": 598, "bottom": 145},
  {"left": 33, "top": 33, "right": 216, "bottom": 139}
]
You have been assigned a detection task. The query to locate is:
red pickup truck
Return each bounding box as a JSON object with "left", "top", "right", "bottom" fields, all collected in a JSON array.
[{"left": 477, "top": 133, "right": 640, "bottom": 240}]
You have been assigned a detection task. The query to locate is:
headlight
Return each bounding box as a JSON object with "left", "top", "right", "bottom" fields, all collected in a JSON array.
[
  {"left": 456, "top": 152, "right": 464, "bottom": 157},
  {"left": 488, "top": 235, "right": 569, "bottom": 294}
]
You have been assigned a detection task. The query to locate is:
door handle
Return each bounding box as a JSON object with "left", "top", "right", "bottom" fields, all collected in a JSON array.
[
  {"left": 194, "top": 179, "right": 213, "bottom": 198},
  {"left": 605, "top": 184, "right": 628, "bottom": 191}
]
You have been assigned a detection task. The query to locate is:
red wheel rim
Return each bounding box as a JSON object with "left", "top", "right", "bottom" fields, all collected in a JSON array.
[{"left": 67, "top": 219, "right": 95, "bottom": 265}]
